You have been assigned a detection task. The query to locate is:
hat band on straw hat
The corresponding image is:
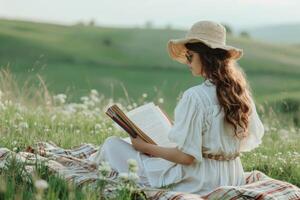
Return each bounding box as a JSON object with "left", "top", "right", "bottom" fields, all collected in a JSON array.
[{"left": 186, "top": 32, "right": 226, "bottom": 45}]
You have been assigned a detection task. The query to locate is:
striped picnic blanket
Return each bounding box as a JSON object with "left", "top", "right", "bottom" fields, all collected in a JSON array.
[{"left": 0, "top": 142, "right": 299, "bottom": 200}]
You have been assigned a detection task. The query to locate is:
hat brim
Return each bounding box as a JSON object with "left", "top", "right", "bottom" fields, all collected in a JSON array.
[{"left": 167, "top": 37, "right": 243, "bottom": 64}]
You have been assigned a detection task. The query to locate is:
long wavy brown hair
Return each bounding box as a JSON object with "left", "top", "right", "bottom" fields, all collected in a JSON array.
[{"left": 185, "top": 42, "right": 252, "bottom": 139}]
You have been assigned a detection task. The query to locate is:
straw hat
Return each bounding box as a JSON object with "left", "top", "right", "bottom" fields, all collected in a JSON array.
[{"left": 167, "top": 20, "right": 243, "bottom": 64}]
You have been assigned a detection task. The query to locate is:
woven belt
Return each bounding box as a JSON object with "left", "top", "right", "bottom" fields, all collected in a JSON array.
[{"left": 202, "top": 147, "right": 240, "bottom": 161}]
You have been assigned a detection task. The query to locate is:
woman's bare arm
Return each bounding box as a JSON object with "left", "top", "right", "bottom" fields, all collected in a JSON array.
[
  {"left": 143, "top": 143, "right": 195, "bottom": 165},
  {"left": 130, "top": 136, "right": 195, "bottom": 165}
]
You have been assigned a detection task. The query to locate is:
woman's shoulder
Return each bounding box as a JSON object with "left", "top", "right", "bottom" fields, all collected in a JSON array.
[{"left": 183, "top": 80, "right": 217, "bottom": 107}]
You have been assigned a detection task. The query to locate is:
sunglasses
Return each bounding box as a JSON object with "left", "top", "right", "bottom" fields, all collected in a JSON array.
[{"left": 185, "top": 51, "right": 193, "bottom": 64}]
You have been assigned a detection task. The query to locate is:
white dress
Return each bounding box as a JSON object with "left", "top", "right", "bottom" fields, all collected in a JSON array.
[{"left": 91, "top": 79, "right": 265, "bottom": 196}]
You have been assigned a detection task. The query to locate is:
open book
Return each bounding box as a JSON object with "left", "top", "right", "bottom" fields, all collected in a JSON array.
[{"left": 105, "top": 102, "right": 177, "bottom": 147}]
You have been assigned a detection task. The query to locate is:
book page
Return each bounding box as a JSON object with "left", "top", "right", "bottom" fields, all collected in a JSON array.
[
  {"left": 125, "top": 102, "right": 176, "bottom": 147},
  {"left": 112, "top": 102, "right": 155, "bottom": 131}
]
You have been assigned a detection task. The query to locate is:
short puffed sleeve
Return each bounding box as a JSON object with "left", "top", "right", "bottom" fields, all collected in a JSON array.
[
  {"left": 167, "top": 89, "right": 203, "bottom": 163},
  {"left": 240, "top": 97, "right": 265, "bottom": 152}
]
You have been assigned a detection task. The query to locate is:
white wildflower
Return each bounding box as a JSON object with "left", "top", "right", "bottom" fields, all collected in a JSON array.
[
  {"left": 12, "top": 147, "right": 18, "bottom": 152},
  {"left": 91, "top": 89, "right": 99, "bottom": 96},
  {"left": 16, "top": 113, "right": 24, "bottom": 121},
  {"left": 158, "top": 98, "right": 164, "bottom": 104},
  {"left": 34, "top": 179, "right": 48, "bottom": 190},
  {"left": 98, "top": 161, "right": 111, "bottom": 177},
  {"left": 132, "top": 103, "right": 137, "bottom": 108},
  {"left": 127, "top": 158, "right": 139, "bottom": 173},
  {"left": 4, "top": 100, "right": 13, "bottom": 106},
  {"left": 279, "top": 167, "right": 283, "bottom": 173},
  {"left": 90, "top": 95, "right": 100, "bottom": 103},
  {"left": 278, "top": 157, "right": 287, "bottom": 164},
  {"left": 261, "top": 155, "right": 268, "bottom": 159},
  {"left": 64, "top": 104, "right": 76, "bottom": 114},
  {"left": 53, "top": 94, "right": 67, "bottom": 105},
  {"left": 128, "top": 173, "right": 139, "bottom": 182},
  {"left": 90, "top": 89, "right": 100, "bottom": 103},
  {"left": 119, "top": 172, "right": 129, "bottom": 181},
  {"left": 80, "top": 96, "right": 89, "bottom": 102},
  {"left": 142, "top": 93, "right": 148, "bottom": 98},
  {"left": 95, "top": 124, "right": 102, "bottom": 130},
  {"left": 84, "top": 100, "right": 95, "bottom": 108}
]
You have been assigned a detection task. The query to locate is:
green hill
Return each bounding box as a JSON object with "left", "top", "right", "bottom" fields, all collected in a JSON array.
[
  {"left": 0, "top": 19, "right": 300, "bottom": 114},
  {"left": 247, "top": 23, "right": 300, "bottom": 44}
]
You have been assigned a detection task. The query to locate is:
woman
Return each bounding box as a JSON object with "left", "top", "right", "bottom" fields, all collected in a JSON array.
[{"left": 91, "top": 20, "right": 265, "bottom": 196}]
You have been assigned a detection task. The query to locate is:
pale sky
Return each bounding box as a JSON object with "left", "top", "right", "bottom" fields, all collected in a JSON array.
[{"left": 1, "top": 0, "right": 300, "bottom": 31}]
